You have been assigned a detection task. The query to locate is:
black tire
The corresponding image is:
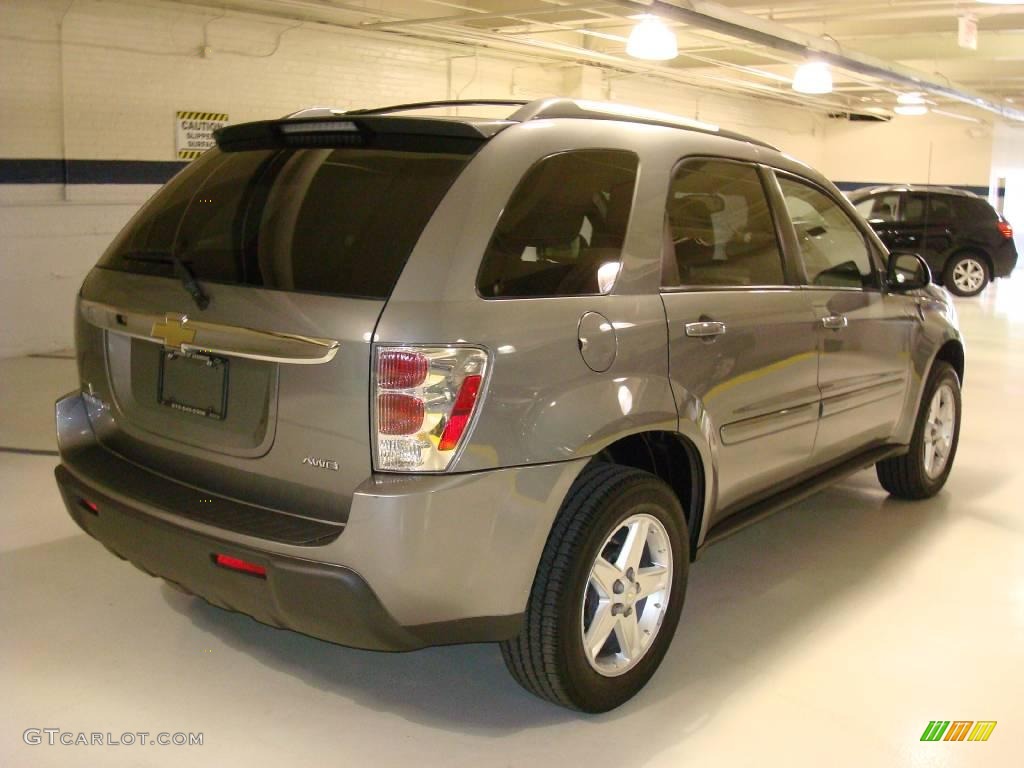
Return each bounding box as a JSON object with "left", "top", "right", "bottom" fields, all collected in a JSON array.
[
  {"left": 943, "top": 252, "right": 990, "bottom": 297},
  {"left": 501, "top": 462, "right": 689, "bottom": 712},
  {"left": 876, "top": 361, "right": 961, "bottom": 499}
]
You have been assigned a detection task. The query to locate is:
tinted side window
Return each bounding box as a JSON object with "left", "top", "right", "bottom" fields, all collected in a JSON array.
[
  {"left": 901, "top": 194, "right": 927, "bottom": 224},
  {"left": 778, "top": 176, "right": 878, "bottom": 289},
  {"left": 953, "top": 196, "right": 998, "bottom": 223},
  {"left": 928, "top": 195, "right": 955, "bottom": 224},
  {"left": 476, "top": 150, "right": 638, "bottom": 298},
  {"left": 662, "top": 159, "right": 785, "bottom": 287},
  {"left": 854, "top": 192, "right": 899, "bottom": 223}
]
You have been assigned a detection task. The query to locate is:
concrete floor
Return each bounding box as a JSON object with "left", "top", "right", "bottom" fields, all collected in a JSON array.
[{"left": 2, "top": 279, "right": 1022, "bottom": 767}]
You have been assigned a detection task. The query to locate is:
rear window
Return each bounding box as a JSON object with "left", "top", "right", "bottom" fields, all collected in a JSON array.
[
  {"left": 98, "top": 146, "right": 470, "bottom": 299},
  {"left": 476, "top": 150, "right": 639, "bottom": 298}
]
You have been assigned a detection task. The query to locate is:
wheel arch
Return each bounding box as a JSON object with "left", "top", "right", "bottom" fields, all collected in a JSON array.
[
  {"left": 933, "top": 338, "right": 965, "bottom": 386},
  {"left": 587, "top": 430, "right": 707, "bottom": 560},
  {"left": 895, "top": 333, "right": 965, "bottom": 445}
]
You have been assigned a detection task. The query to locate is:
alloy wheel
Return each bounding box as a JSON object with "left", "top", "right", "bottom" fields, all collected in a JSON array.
[
  {"left": 951, "top": 258, "right": 985, "bottom": 294},
  {"left": 581, "top": 512, "right": 673, "bottom": 677},
  {"left": 923, "top": 383, "right": 956, "bottom": 479}
]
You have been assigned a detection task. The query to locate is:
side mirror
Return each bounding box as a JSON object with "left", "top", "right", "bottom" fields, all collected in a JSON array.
[{"left": 887, "top": 251, "right": 931, "bottom": 292}]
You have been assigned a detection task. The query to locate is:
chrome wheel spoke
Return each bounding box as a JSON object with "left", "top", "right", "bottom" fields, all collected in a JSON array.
[
  {"left": 613, "top": 613, "right": 642, "bottom": 662},
  {"left": 616, "top": 517, "right": 650, "bottom": 575},
  {"left": 589, "top": 556, "right": 620, "bottom": 599},
  {"left": 584, "top": 601, "right": 617, "bottom": 659},
  {"left": 635, "top": 564, "right": 669, "bottom": 597}
]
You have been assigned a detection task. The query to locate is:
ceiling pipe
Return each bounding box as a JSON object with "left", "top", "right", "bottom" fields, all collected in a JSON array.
[{"left": 624, "top": 0, "right": 1024, "bottom": 122}]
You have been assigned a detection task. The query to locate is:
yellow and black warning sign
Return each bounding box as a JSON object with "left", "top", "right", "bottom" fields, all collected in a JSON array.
[{"left": 175, "top": 110, "right": 229, "bottom": 160}]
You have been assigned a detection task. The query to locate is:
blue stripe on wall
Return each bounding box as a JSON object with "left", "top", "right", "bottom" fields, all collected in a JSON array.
[
  {"left": 0, "top": 158, "right": 1001, "bottom": 198},
  {"left": 0, "top": 159, "right": 187, "bottom": 185}
]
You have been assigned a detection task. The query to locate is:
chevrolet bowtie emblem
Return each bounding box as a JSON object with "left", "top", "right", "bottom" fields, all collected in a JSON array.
[{"left": 151, "top": 314, "right": 196, "bottom": 349}]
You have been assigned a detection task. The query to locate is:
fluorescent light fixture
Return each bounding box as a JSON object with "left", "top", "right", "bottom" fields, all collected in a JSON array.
[
  {"left": 894, "top": 104, "right": 929, "bottom": 116},
  {"left": 897, "top": 92, "right": 926, "bottom": 105},
  {"left": 626, "top": 16, "right": 678, "bottom": 61},
  {"left": 792, "top": 61, "right": 833, "bottom": 95},
  {"left": 976, "top": 1, "right": 1021, "bottom": 5}
]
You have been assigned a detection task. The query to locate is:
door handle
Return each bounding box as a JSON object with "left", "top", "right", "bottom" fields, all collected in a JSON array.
[
  {"left": 685, "top": 321, "right": 727, "bottom": 338},
  {"left": 821, "top": 315, "right": 848, "bottom": 331}
]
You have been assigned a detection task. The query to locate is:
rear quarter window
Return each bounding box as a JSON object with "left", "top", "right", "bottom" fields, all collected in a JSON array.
[
  {"left": 476, "top": 150, "right": 639, "bottom": 298},
  {"left": 953, "top": 196, "right": 998, "bottom": 223}
]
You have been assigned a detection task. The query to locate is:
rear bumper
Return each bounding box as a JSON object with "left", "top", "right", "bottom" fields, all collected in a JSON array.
[
  {"left": 55, "top": 392, "right": 585, "bottom": 650},
  {"left": 992, "top": 238, "right": 1018, "bottom": 278},
  {"left": 57, "top": 464, "right": 477, "bottom": 651}
]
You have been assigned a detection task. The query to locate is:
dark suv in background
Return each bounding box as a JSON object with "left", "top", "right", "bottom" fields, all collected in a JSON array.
[{"left": 849, "top": 185, "right": 1017, "bottom": 296}]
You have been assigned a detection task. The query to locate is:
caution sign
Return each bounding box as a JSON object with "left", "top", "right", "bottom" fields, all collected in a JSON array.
[{"left": 175, "top": 110, "right": 229, "bottom": 160}]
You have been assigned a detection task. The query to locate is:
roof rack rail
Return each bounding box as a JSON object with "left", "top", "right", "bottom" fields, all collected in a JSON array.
[
  {"left": 279, "top": 98, "right": 778, "bottom": 151},
  {"left": 862, "top": 183, "right": 979, "bottom": 198},
  {"left": 344, "top": 99, "right": 529, "bottom": 116},
  {"left": 509, "top": 98, "right": 778, "bottom": 150}
]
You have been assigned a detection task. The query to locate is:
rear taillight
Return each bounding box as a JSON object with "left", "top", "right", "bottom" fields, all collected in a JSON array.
[
  {"left": 439, "top": 375, "right": 482, "bottom": 451},
  {"left": 373, "top": 346, "right": 489, "bottom": 471},
  {"left": 378, "top": 393, "right": 425, "bottom": 435},
  {"left": 997, "top": 220, "right": 1013, "bottom": 240},
  {"left": 377, "top": 350, "right": 428, "bottom": 389}
]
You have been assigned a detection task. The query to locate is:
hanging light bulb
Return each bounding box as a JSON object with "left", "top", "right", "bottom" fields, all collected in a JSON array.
[
  {"left": 626, "top": 16, "right": 678, "bottom": 61},
  {"left": 792, "top": 61, "right": 833, "bottom": 95}
]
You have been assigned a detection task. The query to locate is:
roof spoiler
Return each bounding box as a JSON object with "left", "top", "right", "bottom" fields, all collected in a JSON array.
[
  {"left": 217, "top": 97, "right": 778, "bottom": 152},
  {"left": 214, "top": 114, "right": 510, "bottom": 153}
]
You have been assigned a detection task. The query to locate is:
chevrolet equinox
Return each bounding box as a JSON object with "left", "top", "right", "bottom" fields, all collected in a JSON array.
[{"left": 55, "top": 98, "right": 965, "bottom": 712}]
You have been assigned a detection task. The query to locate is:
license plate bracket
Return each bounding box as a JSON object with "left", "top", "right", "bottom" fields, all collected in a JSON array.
[{"left": 158, "top": 350, "right": 229, "bottom": 420}]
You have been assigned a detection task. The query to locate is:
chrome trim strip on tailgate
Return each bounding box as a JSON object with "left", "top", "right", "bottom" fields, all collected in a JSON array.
[{"left": 80, "top": 299, "right": 340, "bottom": 365}]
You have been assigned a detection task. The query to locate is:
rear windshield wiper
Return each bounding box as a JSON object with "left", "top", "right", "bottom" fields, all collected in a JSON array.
[{"left": 121, "top": 251, "right": 210, "bottom": 311}]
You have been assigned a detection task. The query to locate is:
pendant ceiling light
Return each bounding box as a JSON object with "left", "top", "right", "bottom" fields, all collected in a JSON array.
[
  {"left": 792, "top": 61, "right": 833, "bottom": 95},
  {"left": 626, "top": 16, "right": 678, "bottom": 61}
]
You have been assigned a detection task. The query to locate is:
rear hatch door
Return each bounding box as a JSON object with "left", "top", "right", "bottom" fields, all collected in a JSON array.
[{"left": 77, "top": 117, "right": 485, "bottom": 527}]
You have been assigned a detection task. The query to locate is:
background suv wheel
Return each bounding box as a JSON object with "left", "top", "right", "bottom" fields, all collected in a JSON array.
[
  {"left": 501, "top": 463, "right": 689, "bottom": 712},
  {"left": 944, "top": 253, "right": 990, "bottom": 297}
]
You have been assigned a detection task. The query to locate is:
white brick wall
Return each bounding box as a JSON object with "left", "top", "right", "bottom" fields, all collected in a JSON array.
[{"left": 0, "top": 0, "right": 997, "bottom": 356}]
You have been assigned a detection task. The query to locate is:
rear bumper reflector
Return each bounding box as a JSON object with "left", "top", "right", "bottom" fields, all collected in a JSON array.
[{"left": 213, "top": 553, "right": 267, "bottom": 578}]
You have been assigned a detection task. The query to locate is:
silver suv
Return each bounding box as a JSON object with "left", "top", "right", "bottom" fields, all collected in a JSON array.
[{"left": 54, "top": 98, "right": 964, "bottom": 712}]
